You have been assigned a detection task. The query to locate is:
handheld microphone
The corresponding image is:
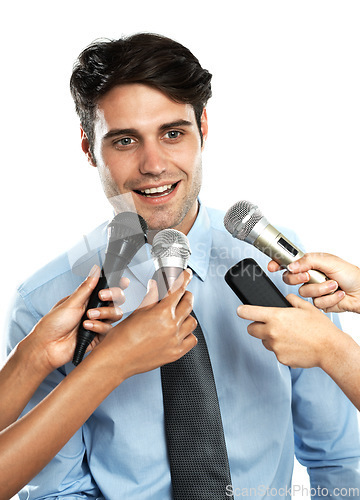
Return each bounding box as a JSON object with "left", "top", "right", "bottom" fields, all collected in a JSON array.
[
  {"left": 223, "top": 200, "right": 327, "bottom": 285},
  {"left": 72, "top": 211, "right": 148, "bottom": 366},
  {"left": 151, "top": 229, "right": 191, "bottom": 300}
]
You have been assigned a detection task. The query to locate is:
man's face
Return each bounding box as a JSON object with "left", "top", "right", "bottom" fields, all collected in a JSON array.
[{"left": 82, "top": 83, "right": 208, "bottom": 234}]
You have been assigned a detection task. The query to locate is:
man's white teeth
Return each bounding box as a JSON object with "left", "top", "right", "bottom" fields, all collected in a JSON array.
[{"left": 140, "top": 184, "right": 173, "bottom": 194}]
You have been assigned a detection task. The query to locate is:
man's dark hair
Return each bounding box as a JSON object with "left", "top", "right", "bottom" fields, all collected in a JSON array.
[{"left": 70, "top": 33, "right": 212, "bottom": 154}]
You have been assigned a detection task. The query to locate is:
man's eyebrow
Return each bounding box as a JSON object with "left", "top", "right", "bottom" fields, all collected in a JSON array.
[
  {"left": 102, "top": 128, "right": 137, "bottom": 141},
  {"left": 159, "top": 120, "right": 193, "bottom": 131}
]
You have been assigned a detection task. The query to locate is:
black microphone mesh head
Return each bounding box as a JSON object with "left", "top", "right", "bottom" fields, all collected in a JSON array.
[
  {"left": 151, "top": 229, "right": 191, "bottom": 263},
  {"left": 223, "top": 200, "right": 263, "bottom": 240},
  {"left": 108, "top": 211, "right": 148, "bottom": 241}
]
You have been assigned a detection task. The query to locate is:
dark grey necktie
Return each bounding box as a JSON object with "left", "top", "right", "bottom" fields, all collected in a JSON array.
[
  {"left": 150, "top": 229, "right": 233, "bottom": 499},
  {"left": 161, "top": 312, "right": 233, "bottom": 500}
]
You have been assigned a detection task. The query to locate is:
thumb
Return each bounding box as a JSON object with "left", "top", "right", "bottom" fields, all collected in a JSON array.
[
  {"left": 138, "top": 279, "right": 159, "bottom": 310},
  {"left": 65, "top": 265, "right": 101, "bottom": 308},
  {"left": 286, "top": 293, "right": 315, "bottom": 310}
]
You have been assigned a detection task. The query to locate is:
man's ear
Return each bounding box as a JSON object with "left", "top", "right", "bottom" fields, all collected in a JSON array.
[
  {"left": 80, "top": 126, "right": 96, "bottom": 167},
  {"left": 200, "top": 109, "right": 209, "bottom": 150}
]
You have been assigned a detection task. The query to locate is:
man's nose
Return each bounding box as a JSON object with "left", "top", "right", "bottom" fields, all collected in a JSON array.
[{"left": 139, "top": 141, "right": 166, "bottom": 176}]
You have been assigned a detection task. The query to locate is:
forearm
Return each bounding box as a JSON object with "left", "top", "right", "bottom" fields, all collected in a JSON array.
[
  {"left": 0, "top": 337, "right": 51, "bottom": 431},
  {"left": 319, "top": 331, "right": 360, "bottom": 412},
  {"left": 0, "top": 346, "right": 123, "bottom": 500}
]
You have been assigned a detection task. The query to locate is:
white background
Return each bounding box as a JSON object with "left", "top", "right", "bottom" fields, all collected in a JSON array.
[{"left": 1, "top": 1, "right": 359, "bottom": 498}]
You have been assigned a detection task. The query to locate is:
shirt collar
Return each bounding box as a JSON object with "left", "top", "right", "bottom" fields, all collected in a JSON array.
[
  {"left": 93, "top": 200, "right": 212, "bottom": 287},
  {"left": 186, "top": 200, "right": 212, "bottom": 282},
  {"left": 127, "top": 243, "right": 156, "bottom": 288}
]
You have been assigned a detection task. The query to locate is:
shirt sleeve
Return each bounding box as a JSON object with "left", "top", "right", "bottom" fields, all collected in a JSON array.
[
  {"left": 3, "top": 289, "right": 104, "bottom": 499},
  {"left": 291, "top": 313, "right": 360, "bottom": 499}
]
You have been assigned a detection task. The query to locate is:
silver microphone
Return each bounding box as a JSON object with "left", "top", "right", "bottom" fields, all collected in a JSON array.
[
  {"left": 223, "top": 200, "right": 327, "bottom": 285},
  {"left": 151, "top": 229, "right": 191, "bottom": 299}
]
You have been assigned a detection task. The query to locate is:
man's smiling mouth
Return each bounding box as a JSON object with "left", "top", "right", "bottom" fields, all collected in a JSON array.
[{"left": 134, "top": 182, "right": 179, "bottom": 198}]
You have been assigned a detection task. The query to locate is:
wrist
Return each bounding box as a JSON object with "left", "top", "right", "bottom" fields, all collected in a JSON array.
[
  {"left": 81, "top": 340, "right": 127, "bottom": 390},
  {"left": 17, "top": 328, "right": 54, "bottom": 380},
  {"left": 318, "top": 327, "right": 352, "bottom": 374}
]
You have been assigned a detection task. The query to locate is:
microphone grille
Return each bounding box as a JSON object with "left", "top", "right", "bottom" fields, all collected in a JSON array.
[
  {"left": 151, "top": 229, "right": 191, "bottom": 263},
  {"left": 224, "top": 200, "right": 263, "bottom": 240},
  {"left": 109, "top": 211, "right": 148, "bottom": 240}
]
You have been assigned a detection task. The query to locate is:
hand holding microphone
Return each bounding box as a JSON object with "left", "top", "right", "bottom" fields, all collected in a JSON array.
[
  {"left": 270, "top": 253, "right": 360, "bottom": 313},
  {"left": 73, "top": 211, "right": 148, "bottom": 365},
  {"left": 103, "top": 269, "right": 197, "bottom": 380},
  {"left": 16, "top": 265, "right": 127, "bottom": 378},
  {"left": 223, "top": 201, "right": 360, "bottom": 411}
]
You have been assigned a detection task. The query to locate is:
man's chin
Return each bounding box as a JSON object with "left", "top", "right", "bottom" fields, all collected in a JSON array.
[{"left": 146, "top": 219, "right": 180, "bottom": 232}]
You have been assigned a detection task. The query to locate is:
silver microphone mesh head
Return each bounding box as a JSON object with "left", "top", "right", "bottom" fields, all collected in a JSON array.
[
  {"left": 224, "top": 200, "right": 264, "bottom": 240},
  {"left": 151, "top": 229, "right": 191, "bottom": 267}
]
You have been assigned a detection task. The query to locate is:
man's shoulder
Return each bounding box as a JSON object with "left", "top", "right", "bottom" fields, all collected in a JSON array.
[{"left": 19, "top": 221, "right": 108, "bottom": 300}]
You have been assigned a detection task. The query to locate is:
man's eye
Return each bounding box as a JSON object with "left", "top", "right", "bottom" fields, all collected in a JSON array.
[
  {"left": 165, "top": 131, "right": 181, "bottom": 139},
  {"left": 116, "top": 137, "right": 134, "bottom": 146}
]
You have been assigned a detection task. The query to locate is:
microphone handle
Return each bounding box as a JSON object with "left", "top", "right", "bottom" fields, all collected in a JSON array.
[
  {"left": 72, "top": 275, "right": 110, "bottom": 366},
  {"left": 73, "top": 254, "right": 129, "bottom": 366},
  {"left": 254, "top": 224, "right": 328, "bottom": 285},
  {"left": 153, "top": 267, "right": 184, "bottom": 300}
]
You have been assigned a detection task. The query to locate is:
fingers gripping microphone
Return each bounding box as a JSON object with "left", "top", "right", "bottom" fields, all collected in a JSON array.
[
  {"left": 223, "top": 200, "right": 327, "bottom": 284},
  {"left": 73, "top": 212, "right": 148, "bottom": 366},
  {"left": 151, "top": 229, "right": 191, "bottom": 300}
]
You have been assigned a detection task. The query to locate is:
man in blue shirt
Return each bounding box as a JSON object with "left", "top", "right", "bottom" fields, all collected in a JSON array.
[{"left": 5, "top": 33, "right": 360, "bottom": 499}]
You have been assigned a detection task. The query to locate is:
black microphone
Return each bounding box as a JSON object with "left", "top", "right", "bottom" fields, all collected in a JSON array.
[
  {"left": 72, "top": 212, "right": 148, "bottom": 366},
  {"left": 223, "top": 200, "right": 328, "bottom": 284},
  {"left": 151, "top": 229, "right": 191, "bottom": 300}
]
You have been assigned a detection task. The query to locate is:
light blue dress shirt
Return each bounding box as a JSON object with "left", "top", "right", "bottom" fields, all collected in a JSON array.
[{"left": 5, "top": 203, "right": 360, "bottom": 499}]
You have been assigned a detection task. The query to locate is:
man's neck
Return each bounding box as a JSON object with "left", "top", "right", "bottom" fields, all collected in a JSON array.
[{"left": 147, "top": 200, "right": 200, "bottom": 244}]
